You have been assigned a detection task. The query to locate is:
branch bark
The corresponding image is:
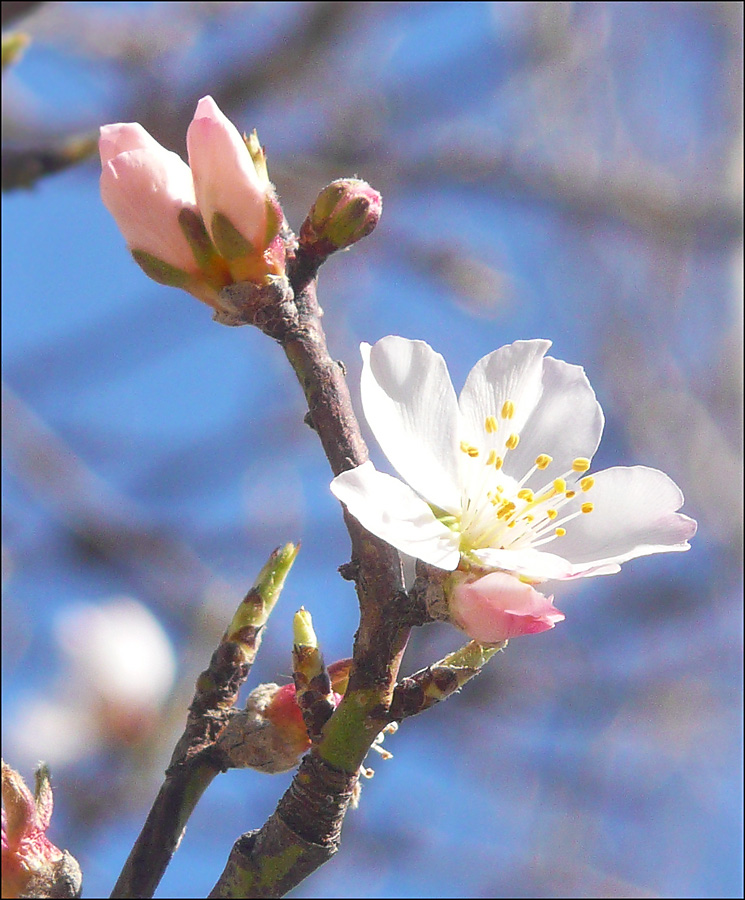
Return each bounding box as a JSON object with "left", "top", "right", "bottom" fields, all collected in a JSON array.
[
  {"left": 208, "top": 245, "right": 414, "bottom": 898},
  {"left": 110, "top": 547, "right": 297, "bottom": 899}
]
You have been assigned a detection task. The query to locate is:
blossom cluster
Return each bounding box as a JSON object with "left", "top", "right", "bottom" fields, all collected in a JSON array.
[
  {"left": 99, "top": 96, "right": 285, "bottom": 312},
  {"left": 332, "top": 337, "right": 696, "bottom": 643}
]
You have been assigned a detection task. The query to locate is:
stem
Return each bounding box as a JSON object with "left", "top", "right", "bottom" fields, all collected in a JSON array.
[
  {"left": 110, "top": 546, "right": 297, "bottom": 899},
  {"left": 209, "top": 246, "right": 413, "bottom": 897}
]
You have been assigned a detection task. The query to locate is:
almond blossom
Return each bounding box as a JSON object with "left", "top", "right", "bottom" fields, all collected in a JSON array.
[{"left": 331, "top": 337, "right": 696, "bottom": 634}]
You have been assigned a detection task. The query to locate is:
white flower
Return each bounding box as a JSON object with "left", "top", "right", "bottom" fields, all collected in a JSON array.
[{"left": 331, "top": 337, "right": 696, "bottom": 582}]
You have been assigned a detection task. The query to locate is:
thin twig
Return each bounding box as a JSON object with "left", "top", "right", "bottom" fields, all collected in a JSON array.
[{"left": 110, "top": 546, "right": 298, "bottom": 899}]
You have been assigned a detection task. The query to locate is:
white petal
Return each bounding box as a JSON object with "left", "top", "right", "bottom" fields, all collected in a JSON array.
[
  {"left": 360, "top": 337, "right": 462, "bottom": 513},
  {"left": 330, "top": 461, "right": 461, "bottom": 569},
  {"left": 504, "top": 356, "right": 604, "bottom": 487},
  {"left": 471, "top": 546, "right": 573, "bottom": 580},
  {"left": 546, "top": 466, "right": 697, "bottom": 572},
  {"left": 458, "top": 339, "right": 551, "bottom": 456}
]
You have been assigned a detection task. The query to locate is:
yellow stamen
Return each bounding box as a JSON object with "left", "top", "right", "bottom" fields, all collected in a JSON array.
[
  {"left": 572, "top": 457, "right": 591, "bottom": 472},
  {"left": 505, "top": 433, "right": 519, "bottom": 450},
  {"left": 535, "top": 454, "right": 552, "bottom": 470},
  {"left": 555, "top": 527, "right": 566, "bottom": 536},
  {"left": 553, "top": 478, "right": 567, "bottom": 493},
  {"left": 485, "top": 415, "right": 498, "bottom": 434},
  {"left": 580, "top": 476, "right": 595, "bottom": 492},
  {"left": 581, "top": 502, "right": 594, "bottom": 514},
  {"left": 566, "top": 490, "right": 576, "bottom": 499},
  {"left": 547, "top": 509, "right": 558, "bottom": 519},
  {"left": 494, "top": 456, "right": 503, "bottom": 470},
  {"left": 517, "top": 489, "right": 534, "bottom": 501},
  {"left": 497, "top": 501, "right": 516, "bottom": 519},
  {"left": 460, "top": 441, "right": 479, "bottom": 457},
  {"left": 501, "top": 400, "right": 515, "bottom": 419},
  {"left": 486, "top": 449, "right": 497, "bottom": 466}
]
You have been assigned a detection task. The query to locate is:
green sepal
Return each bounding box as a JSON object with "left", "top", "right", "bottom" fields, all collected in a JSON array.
[
  {"left": 131, "top": 250, "right": 191, "bottom": 288},
  {"left": 245, "top": 129, "right": 269, "bottom": 185},
  {"left": 178, "top": 207, "right": 216, "bottom": 269},
  {"left": 311, "top": 182, "right": 346, "bottom": 225},
  {"left": 210, "top": 211, "right": 253, "bottom": 260}
]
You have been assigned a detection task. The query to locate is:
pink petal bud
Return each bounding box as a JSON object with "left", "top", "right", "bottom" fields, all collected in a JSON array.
[
  {"left": 99, "top": 122, "right": 202, "bottom": 274},
  {"left": 186, "top": 97, "right": 271, "bottom": 260},
  {"left": 449, "top": 572, "right": 565, "bottom": 643}
]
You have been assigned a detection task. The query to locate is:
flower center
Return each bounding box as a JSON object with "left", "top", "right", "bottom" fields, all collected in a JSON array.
[{"left": 455, "top": 399, "right": 595, "bottom": 556}]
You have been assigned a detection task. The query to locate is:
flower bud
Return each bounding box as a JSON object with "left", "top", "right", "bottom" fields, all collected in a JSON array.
[
  {"left": 99, "top": 122, "right": 230, "bottom": 307},
  {"left": 300, "top": 178, "right": 382, "bottom": 257},
  {"left": 1, "top": 761, "right": 82, "bottom": 899},
  {"left": 186, "top": 97, "right": 286, "bottom": 283},
  {"left": 218, "top": 680, "right": 341, "bottom": 775},
  {"left": 448, "top": 571, "right": 565, "bottom": 643}
]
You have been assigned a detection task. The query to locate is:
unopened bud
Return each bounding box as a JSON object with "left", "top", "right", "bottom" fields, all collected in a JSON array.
[
  {"left": 300, "top": 178, "right": 382, "bottom": 257},
  {"left": 1, "top": 761, "right": 82, "bottom": 899},
  {"left": 217, "top": 682, "right": 310, "bottom": 774},
  {"left": 293, "top": 607, "right": 317, "bottom": 649}
]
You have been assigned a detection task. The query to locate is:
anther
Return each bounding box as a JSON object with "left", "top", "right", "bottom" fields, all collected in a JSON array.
[
  {"left": 553, "top": 478, "right": 567, "bottom": 493},
  {"left": 547, "top": 509, "right": 558, "bottom": 519},
  {"left": 494, "top": 456, "right": 503, "bottom": 470},
  {"left": 501, "top": 400, "right": 515, "bottom": 419},
  {"left": 566, "top": 490, "right": 576, "bottom": 499},
  {"left": 581, "top": 502, "right": 594, "bottom": 514},
  {"left": 555, "top": 527, "right": 566, "bottom": 536},
  {"left": 572, "top": 458, "right": 591, "bottom": 472},
  {"left": 505, "top": 433, "right": 519, "bottom": 450},
  {"left": 535, "top": 454, "right": 552, "bottom": 469},
  {"left": 580, "top": 476, "right": 594, "bottom": 492},
  {"left": 517, "top": 489, "right": 534, "bottom": 501},
  {"left": 486, "top": 449, "right": 497, "bottom": 466},
  {"left": 485, "top": 416, "right": 498, "bottom": 434}
]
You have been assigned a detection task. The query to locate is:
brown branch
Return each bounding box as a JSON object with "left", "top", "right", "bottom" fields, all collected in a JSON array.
[{"left": 208, "top": 244, "right": 413, "bottom": 898}]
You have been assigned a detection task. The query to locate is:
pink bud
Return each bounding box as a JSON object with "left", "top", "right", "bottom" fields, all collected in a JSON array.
[
  {"left": 1, "top": 762, "right": 81, "bottom": 899},
  {"left": 264, "top": 683, "right": 343, "bottom": 758},
  {"left": 187, "top": 97, "right": 279, "bottom": 274},
  {"left": 99, "top": 123, "right": 202, "bottom": 274},
  {"left": 449, "top": 572, "right": 565, "bottom": 643}
]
